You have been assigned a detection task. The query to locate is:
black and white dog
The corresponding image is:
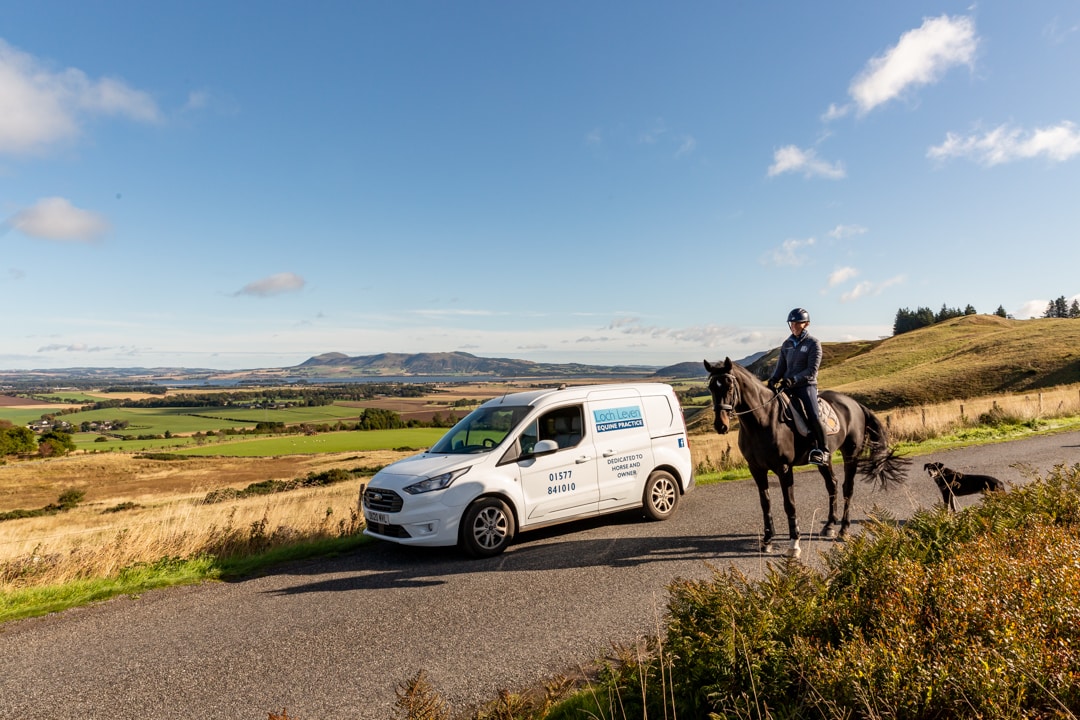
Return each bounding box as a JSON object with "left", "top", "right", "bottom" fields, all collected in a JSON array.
[{"left": 924, "top": 461, "right": 1006, "bottom": 512}]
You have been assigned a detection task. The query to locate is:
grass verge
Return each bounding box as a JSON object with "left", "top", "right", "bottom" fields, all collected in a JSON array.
[{"left": 0, "top": 535, "right": 371, "bottom": 624}]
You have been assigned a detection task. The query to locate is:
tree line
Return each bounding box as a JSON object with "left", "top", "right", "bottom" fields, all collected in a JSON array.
[
  {"left": 893, "top": 296, "right": 1079, "bottom": 335},
  {"left": 1042, "top": 295, "right": 1080, "bottom": 319},
  {"left": 0, "top": 421, "right": 74, "bottom": 458}
]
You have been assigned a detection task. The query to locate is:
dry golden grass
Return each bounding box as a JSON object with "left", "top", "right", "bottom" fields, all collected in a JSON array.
[
  {"left": 0, "top": 450, "right": 410, "bottom": 590},
  {"left": 879, "top": 383, "right": 1080, "bottom": 441}
]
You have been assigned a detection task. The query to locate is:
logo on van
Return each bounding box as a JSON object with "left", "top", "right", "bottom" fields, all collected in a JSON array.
[{"left": 593, "top": 405, "right": 644, "bottom": 433}]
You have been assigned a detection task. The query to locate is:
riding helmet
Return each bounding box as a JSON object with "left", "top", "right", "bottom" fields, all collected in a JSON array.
[{"left": 787, "top": 307, "right": 810, "bottom": 323}]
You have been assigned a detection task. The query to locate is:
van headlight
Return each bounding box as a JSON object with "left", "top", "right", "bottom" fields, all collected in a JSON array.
[{"left": 404, "top": 467, "right": 470, "bottom": 495}]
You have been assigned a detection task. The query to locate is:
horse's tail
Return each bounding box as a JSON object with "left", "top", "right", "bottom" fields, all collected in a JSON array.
[{"left": 857, "top": 404, "right": 910, "bottom": 490}]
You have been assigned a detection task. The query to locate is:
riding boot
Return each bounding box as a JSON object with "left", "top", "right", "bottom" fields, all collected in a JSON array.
[{"left": 808, "top": 417, "right": 830, "bottom": 466}]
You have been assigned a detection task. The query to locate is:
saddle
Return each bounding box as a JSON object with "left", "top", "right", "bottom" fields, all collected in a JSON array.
[{"left": 777, "top": 393, "right": 840, "bottom": 437}]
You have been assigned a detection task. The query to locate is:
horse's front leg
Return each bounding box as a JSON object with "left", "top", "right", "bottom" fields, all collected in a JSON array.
[
  {"left": 817, "top": 463, "right": 839, "bottom": 538},
  {"left": 778, "top": 470, "right": 801, "bottom": 558},
  {"left": 750, "top": 466, "right": 775, "bottom": 553}
]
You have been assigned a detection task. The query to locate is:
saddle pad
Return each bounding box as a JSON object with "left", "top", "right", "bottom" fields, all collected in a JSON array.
[
  {"left": 780, "top": 393, "right": 841, "bottom": 436},
  {"left": 819, "top": 399, "right": 840, "bottom": 435}
]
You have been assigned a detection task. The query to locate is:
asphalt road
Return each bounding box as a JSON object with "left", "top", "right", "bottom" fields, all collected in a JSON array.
[{"left": 3, "top": 431, "right": 1080, "bottom": 720}]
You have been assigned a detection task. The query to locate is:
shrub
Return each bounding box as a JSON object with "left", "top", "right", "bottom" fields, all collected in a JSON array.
[{"left": 596, "top": 464, "right": 1080, "bottom": 719}]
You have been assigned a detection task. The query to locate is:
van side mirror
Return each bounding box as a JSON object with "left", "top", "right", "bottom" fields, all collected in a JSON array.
[{"left": 532, "top": 439, "right": 559, "bottom": 455}]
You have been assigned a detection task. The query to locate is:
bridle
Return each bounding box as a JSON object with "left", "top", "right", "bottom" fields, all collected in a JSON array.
[{"left": 709, "top": 371, "right": 780, "bottom": 418}]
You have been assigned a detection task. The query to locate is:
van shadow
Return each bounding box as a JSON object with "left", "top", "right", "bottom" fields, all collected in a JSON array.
[{"left": 263, "top": 510, "right": 849, "bottom": 596}]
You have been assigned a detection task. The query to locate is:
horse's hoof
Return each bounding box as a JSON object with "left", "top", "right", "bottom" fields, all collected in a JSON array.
[
  {"left": 822, "top": 526, "right": 836, "bottom": 539},
  {"left": 785, "top": 545, "right": 802, "bottom": 559},
  {"left": 761, "top": 542, "right": 775, "bottom": 554}
]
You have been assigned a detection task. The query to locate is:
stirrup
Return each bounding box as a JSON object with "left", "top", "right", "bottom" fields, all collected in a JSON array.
[{"left": 808, "top": 449, "right": 829, "bottom": 466}]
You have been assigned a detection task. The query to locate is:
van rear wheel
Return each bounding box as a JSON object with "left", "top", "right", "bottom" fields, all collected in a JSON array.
[
  {"left": 460, "top": 497, "right": 515, "bottom": 558},
  {"left": 642, "top": 470, "right": 679, "bottom": 521}
]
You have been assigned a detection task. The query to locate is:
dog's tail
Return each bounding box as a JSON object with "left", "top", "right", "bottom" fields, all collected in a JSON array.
[{"left": 857, "top": 404, "right": 910, "bottom": 490}]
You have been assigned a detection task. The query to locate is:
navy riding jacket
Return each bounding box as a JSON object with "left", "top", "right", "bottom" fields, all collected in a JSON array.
[{"left": 768, "top": 330, "right": 822, "bottom": 388}]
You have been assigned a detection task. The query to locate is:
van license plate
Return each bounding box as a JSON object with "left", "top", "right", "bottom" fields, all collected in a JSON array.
[{"left": 365, "top": 510, "right": 391, "bottom": 525}]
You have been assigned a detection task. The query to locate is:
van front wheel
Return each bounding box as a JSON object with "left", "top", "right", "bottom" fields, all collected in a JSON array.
[
  {"left": 642, "top": 470, "right": 679, "bottom": 521},
  {"left": 460, "top": 497, "right": 515, "bottom": 558}
]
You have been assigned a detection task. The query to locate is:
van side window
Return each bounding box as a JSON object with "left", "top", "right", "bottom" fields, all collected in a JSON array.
[{"left": 538, "top": 406, "right": 584, "bottom": 449}]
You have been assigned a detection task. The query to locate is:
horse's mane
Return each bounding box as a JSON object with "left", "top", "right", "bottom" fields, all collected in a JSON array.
[{"left": 725, "top": 358, "right": 771, "bottom": 399}]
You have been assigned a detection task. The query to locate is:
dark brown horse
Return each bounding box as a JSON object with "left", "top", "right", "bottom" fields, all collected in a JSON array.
[{"left": 704, "top": 358, "right": 907, "bottom": 557}]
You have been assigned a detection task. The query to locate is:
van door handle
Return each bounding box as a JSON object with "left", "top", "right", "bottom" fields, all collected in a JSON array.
[
  {"left": 575, "top": 456, "right": 591, "bottom": 464},
  {"left": 602, "top": 451, "right": 617, "bottom": 457}
]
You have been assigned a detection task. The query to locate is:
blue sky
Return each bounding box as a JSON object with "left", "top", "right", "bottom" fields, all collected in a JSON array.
[{"left": 2, "top": 2, "right": 1079, "bottom": 371}]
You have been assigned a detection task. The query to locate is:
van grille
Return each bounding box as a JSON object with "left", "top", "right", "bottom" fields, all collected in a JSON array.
[
  {"left": 364, "top": 487, "right": 404, "bottom": 513},
  {"left": 366, "top": 521, "right": 411, "bottom": 539}
]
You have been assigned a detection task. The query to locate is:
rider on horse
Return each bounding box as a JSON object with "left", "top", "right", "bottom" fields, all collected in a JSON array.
[{"left": 768, "top": 307, "right": 830, "bottom": 466}]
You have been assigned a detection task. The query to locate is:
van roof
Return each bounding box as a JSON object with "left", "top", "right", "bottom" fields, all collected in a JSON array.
[{"left": 479, "top": 382, "right": 675, "bottom": 411}]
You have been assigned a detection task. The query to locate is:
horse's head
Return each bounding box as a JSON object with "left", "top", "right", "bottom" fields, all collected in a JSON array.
[{"left": 703, "top": 358, "right": 739, "bottom": 434}]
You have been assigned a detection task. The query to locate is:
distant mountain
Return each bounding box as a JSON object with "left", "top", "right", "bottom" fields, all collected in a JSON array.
[
  {"left": 654, "top": 352, "right": 769, "bottom": 379},
  {"left": 290, "top": 351, "right": 659, "bottom": 379}
]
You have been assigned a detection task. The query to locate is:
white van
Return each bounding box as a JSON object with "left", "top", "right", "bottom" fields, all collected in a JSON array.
[{"left": 362, "top": 382, "right": 694, "bottom": 557}]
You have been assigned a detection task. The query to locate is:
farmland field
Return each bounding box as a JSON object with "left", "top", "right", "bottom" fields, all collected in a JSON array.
[{"left": 173, "top": 428, "right": 447, "bottom": 456}]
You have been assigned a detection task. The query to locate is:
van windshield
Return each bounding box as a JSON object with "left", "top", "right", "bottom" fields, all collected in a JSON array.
[{"left": 429, "top": 405, "right": 532, "bottom": 454}]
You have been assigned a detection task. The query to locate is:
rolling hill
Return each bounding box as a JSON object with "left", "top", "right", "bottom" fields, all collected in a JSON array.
[{"left": 744, "top": 315, "right": 1080, "bottom": 409}]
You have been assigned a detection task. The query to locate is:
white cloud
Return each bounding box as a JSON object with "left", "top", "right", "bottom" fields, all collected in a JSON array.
[
  {"left": 828, "top": 224, "right": 868, "bottom": 240},
  {"left": 927, "top": 121, "right": 1080, "bottom": 165},
  {"left": 675, "top": 135, "right": 697, "bottom": 158},
  {"left": 763, "top": 237, "right": 816, "bottom": 267},
  {"left": 412, "top": 308, "right": 497, "bottom": 318},
  {"left": 827, "top": 266, "right": 859, "bottom": 287},
  {"left": 36, "top": 342, "right": 114, "bottom": 353},
  {"left": 0, "top": 39, "right": 161, "bottom": 155},
  {"left": 1044, "top": 17, "right": 1080, "bottom": 45},
  {"left": 234, "top": 272, "right": 306, "bottom": 297},
  {"left": 607, "top": 317, "right": 765, "bottom": 349},
  {"left": 821, "top": 103, "right": 850, "bottom": 122},
  {"left": 849, "top": 15, "right": 977, "bottom": 115},
  {"left": 768, "top": 145, "right": 845, "bottom": 179},
  {"left": 183, "top": 90, "right": 209, "bottom": 112},
  {"left": 1017, "top": 300, "right": 1047, "bottom": 319},
  {"left": 10, "top": 197, "right": 110, "bottom": 242},
  {"left": 1017, "top": 295, "right": 1080, "bottom": 319},
  {"left": 839, "top": 275, "right": 905, "bottom": 302}
]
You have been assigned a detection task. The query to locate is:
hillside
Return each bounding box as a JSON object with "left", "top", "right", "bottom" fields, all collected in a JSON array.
[{"left": 743, "top": 315, "right": 1079, "bottom": 409}]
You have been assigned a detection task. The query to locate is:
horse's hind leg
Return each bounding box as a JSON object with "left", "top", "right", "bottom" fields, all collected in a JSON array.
[
  {"left": 838, "top": 458, "right": 857, "bottom": 536},
  {"left": 817, "top": 464, "right": 839, "bottom": 538}
]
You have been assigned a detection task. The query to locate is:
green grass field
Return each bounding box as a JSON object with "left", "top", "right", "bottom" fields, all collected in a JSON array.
[
  {"left": 190, "top": 403, "right": 364, "bottom": 424},
  {"left": 0, "top": 407, "right": 70, "bottom": 426},
  {"left": 173, "top": 427, "right": 447, "bottom": 456},
  {"left": 4, "top": 402, "right": 369, "bottom": 438}
]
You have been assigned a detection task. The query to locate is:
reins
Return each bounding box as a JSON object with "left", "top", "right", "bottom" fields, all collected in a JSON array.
[
  {"left": 712, "top": 375, "right": 781, "bottom": 417},
  {"left": 731, "top": 391, "right": 781, "bottom": 416}
]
